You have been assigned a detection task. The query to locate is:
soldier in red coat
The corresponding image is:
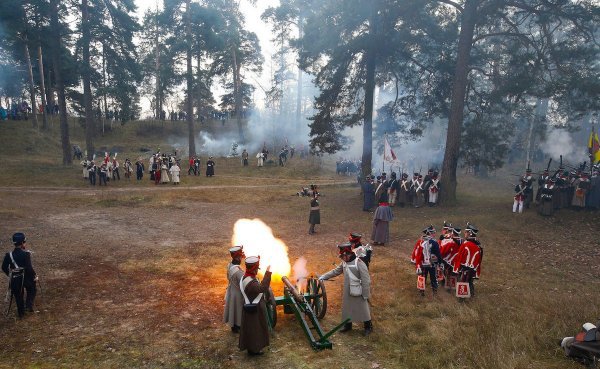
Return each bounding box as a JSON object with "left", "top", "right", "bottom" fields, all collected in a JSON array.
[
  {"left": 414, "top": 225, "right": 442, "bottom": 296},
  {"left": 452, "top": 223, "right": 482, "bottom": 296}
]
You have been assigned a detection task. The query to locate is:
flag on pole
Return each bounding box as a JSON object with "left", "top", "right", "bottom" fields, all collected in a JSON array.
[
  {"left": 384, "top": 135, "right": 397, "bottom": 163},
  {"left": 589, "top": 128, "right": 600, "bottom": 164}
]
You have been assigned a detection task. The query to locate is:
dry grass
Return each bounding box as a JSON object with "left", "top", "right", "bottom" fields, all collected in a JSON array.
[{"left": 0, "top": 119, "right": 598, "bottom": 369}]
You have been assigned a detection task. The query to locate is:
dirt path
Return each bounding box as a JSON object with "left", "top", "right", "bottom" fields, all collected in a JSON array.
[{"left": 0, "top": 179, "right": 355, "bottom": 194}]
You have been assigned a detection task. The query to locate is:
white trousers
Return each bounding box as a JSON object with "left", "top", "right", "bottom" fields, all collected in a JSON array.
[
  {"left": 429, "top": 191, "right": 438, "bottom": 204},
  {"left": 513, "top": 199, "right": 523, "bottom": 213}
]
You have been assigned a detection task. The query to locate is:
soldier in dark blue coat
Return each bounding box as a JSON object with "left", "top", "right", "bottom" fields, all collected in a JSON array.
[
  {"left": 362, "top": 176, "right": 375, "bottom": 211},
  {"left": 2, "top": 233, "right": 37, "bottom": 318}
]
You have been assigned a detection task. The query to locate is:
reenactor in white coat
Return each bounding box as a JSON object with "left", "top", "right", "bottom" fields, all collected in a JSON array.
[
  {"left": 224, "top": 246, "right": 245, "bottom": 333},
  {"left": 319, "top": 243, "right": 372, "bottom": 336}
]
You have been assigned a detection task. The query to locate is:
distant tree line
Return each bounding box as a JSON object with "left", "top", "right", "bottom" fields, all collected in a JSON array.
[
  {"left": 264, "top": 0, "right": 599, "bottom": 202},
  {"left": 0, "top": 0, "right": 263, "bottom": 163}
]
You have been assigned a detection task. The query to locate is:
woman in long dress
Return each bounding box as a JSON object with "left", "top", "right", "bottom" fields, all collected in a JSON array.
[
  {"left": 371, "top": 186, "right": 393, "bottom": 245},
  {"left": 160, "top": 162, "right": 170, "bottom": 184},
  {"left": 169, "top": 162, "right": 181, "bottom": 185}
]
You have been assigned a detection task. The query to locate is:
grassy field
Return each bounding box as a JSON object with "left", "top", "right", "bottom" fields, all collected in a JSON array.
[{"left": 0, "top": 118, "right": 598, "bottom": 369}]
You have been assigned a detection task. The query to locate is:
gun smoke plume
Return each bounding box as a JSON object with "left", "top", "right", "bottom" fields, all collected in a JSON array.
[{"left": 539, "top": 128, "right": 587, "bottom": 165}]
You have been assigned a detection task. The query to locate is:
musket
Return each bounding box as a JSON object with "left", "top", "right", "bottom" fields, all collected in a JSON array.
[
  {"left": 560, "top": 155, "right": 563, "bottom": 169},
  {"left": 546, "top": 158, "right": 552, "bottom": 172}
]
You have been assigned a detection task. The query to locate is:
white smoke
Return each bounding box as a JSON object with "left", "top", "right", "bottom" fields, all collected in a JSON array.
[
  {"left": 540, "top": 127, "right": 587, "bottom": 164},
  {"left": 291, "top": 257, "right": 308, "bottom": 291}
]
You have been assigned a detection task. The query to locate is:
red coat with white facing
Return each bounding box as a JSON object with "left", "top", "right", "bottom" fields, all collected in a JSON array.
[
  {"left": 452, "top": 240, "right": 482, "bottom": 278},
  {"left": 410, "top": 239, "right": 420, "bottom": 264},
  {"left": 440, "top": 238, "right": 461, "bottom": 266}
]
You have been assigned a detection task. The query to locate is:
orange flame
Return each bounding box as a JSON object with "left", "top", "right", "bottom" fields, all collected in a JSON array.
[{"left": 232, "top": 219, "right": 291, "bottom": 280}]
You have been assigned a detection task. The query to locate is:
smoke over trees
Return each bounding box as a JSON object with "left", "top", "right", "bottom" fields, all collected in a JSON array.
[{"left": 0, "top": 0, "right": 598, "bottom": 203}]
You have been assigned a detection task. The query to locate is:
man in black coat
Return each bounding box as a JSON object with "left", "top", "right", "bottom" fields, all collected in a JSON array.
[{"left": 2, "top": 232, "right": 37, "bottom": 318}]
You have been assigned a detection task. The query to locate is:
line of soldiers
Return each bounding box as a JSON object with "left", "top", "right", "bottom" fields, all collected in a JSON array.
[
  {"left": 363, "top": 169, "right": 441, "bottom": 211},
  {"left": 336, "top": 159, "right": 361, "bottom": 176},
  {"left": 514, "top": 164, "right": 600, "bottom": 216},
  {"left": 80, "top": 154, "right": 123, "bottom": 186},
  {"left": 411, "top": 222, "right": 482, "bottom": 298}
]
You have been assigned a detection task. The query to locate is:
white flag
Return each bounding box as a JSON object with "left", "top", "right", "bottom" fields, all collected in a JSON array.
[{"left": 384, "top": 136, "right": 397, "bottom": 163}]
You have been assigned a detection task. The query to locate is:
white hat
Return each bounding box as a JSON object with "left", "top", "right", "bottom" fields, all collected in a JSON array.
[
  {"left": 229, "top": 245, "right": 243, "bottom": 253},
  {"left": 245, "top": 256, "right": 259, "bottom": 264}
]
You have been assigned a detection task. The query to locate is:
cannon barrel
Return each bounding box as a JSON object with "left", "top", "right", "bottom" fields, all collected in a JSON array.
[{"left": 281, "top": 276, "right": 305, "bottom": 303}]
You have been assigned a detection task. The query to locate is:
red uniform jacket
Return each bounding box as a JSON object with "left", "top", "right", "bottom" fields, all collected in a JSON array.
[
  {"left": 440, "top": 238, "right": 461, "bottom": 267},
  {"left": 452, "top": 240, "right": 482, "bottom": 278},
  {"left": 410, "top": 239, "right": 420, "bottom": 264},
  {"left": 413, "top": 237, "right": 442, "bottom": 271}
]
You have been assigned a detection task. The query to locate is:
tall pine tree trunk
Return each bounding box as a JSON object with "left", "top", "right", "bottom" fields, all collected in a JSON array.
[
  {"left": 185, "top": 0, "right": 196, "bottom": 158},
  {"left": 231, "top": 48, "right": 244, "bottom": 142},
  {"left": 155, "top": 10, "right": 161, "bottom": 120},
  {"left": 82, "top": 0, "right": 95, "bottom": 158},
  {"left": 102, "top": 44, "right": 108, "bottom": 134},
  {"left": 440, "top": 0, "right": 479, "bottom": 204},
  {"left": 23, "top": 40, "right": 39, "bottom": 129},
  {"left": 296, "top": 12, "right": 304, "bottom": 136},
  {"left": 361, "top": 9, "right": 378, "bottom": 178},
  {"left": 362, "top": 49, "right": 376, "bottom": 178},
  {"left": 50, "top": 0, "right": 71, "bottom": 164},
  {"left": 37, "top": 45, "right": 49, "bottom": 130}
]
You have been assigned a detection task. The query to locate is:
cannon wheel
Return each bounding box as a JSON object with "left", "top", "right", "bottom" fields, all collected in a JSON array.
[
  {"left": 307, "top": 277, "right": 327, "bottom": 319},
  {"left": 266, "top": 287, "right": 277, "bottom": 328}
]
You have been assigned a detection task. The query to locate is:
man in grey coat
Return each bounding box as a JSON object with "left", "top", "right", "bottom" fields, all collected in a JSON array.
[
  {"left": 319, "top": 243, "right": 373, "bottom": 336},
  {"left": 223, "top": 246, "right": 245, "bottom": 333}
]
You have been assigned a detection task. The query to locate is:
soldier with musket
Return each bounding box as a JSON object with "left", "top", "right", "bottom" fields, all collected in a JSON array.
[
  {"left": 224, "top": 246, "right": 245, "bottom": 333},
  {"left": 318, "top": 243, "right": 373, "bottom": 336},
  {"left": 397, "top": 173, "right": 410, "bottom": 207},
  {"left": 362, "top": 175, "right": 375, "bottom": 211},
  {"left": 427, "top": 171, "right": 440, "bottom": 206},
  {"left": 536, "top": 169, "right": 550, "bottom": 203},
  {"left": 524, "top": 168, "right": 534, "bottom": 208},
  {"left": 538, "top": 177, "right": 557, "bottom": 216},
  {"left": 513, "top": 177, "right": 527, "bottom": 213},
  {"left": 387, "top": 172, "right": 399, "bottom": 206},
  {"left": 238, "top": 256, "right": 272, "bottom": 355},
  {"left": 412, "top": 174, "right": 426, "bottom": 208},
  {"left": 2, "top": 232, "right": 37, "bottom": 318},
  {"left": 572, "top": 172, "right": 591, "bottom": 209}
]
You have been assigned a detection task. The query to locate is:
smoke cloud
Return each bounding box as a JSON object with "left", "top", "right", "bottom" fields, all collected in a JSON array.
[{"left": 539, "top": 127, "right": 587, "bottom": 165}]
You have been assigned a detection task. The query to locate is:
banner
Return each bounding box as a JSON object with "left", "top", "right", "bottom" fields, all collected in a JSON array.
[{"left": 384, "top": 135, "right": 397, "bottom": 163}]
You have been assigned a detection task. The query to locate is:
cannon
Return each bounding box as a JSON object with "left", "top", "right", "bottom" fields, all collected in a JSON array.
[{"left": 265, "top": 275, "right": 350, "bottom": 350}]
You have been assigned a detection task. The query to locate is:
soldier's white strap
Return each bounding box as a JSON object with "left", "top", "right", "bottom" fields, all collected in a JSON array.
[
  {"left": 228, "top": 264, "right": 241, "bottom": 282},
  {"left": 344, "top": 258, "right": 361, "bottom": 280},
  {"left": 240, "top": 276, "right": 263, "bottom": 304},
  {"left": 9, "top": 252, "right": 20, "bottom": 269}
]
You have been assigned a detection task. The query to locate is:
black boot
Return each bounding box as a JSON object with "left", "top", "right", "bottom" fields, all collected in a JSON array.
[
  {"left": 231, "top": 325, "right": 240, "bottom": 333},
  {"left": 363, "top": 321, "right": 373, "bottom": 336},
  {"left": 340, "top": 322, "right": 352, "bottom": 332}
]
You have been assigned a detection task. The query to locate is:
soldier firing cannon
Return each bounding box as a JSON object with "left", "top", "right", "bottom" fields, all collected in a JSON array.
[{"left": 265, "top": 275, "right": 349, "bottom": 350}]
